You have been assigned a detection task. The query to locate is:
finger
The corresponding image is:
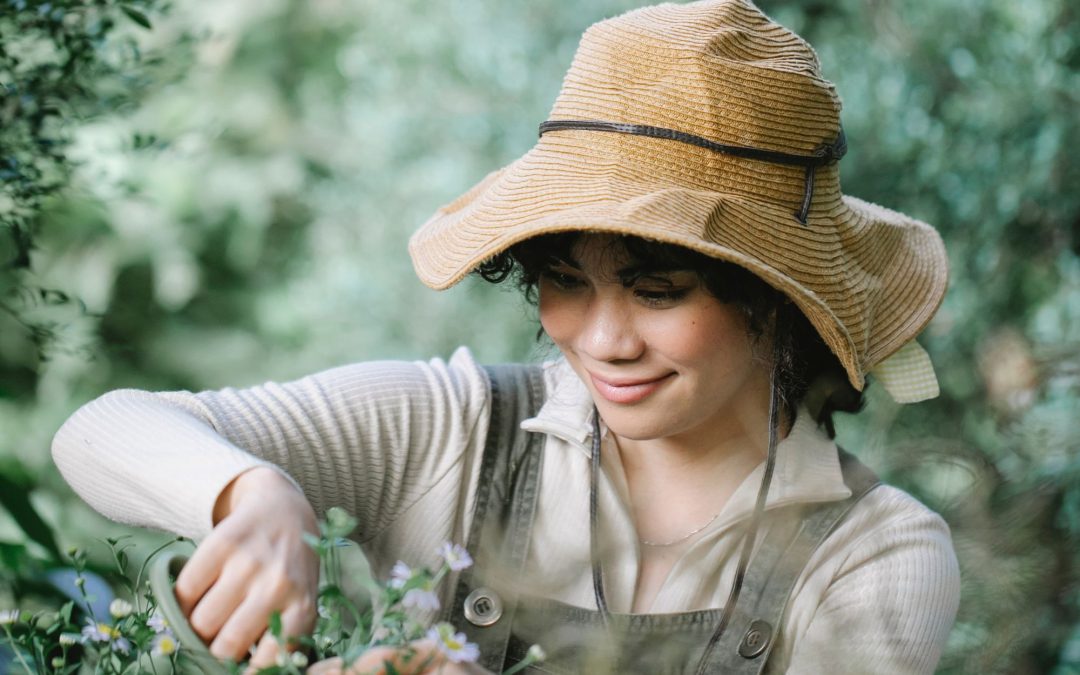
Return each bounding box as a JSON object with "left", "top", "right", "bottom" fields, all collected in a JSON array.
[
  {"left": 347, "top": 642, "right": 443, "bottom": 675},
  {"left": 188, "top": 555, "right": 258, "bottom": 644},
  {"left": 403, "top": 640, "right": 444, "bottom": 675},
  {"left": 248, "top": 631, "right": 280, "bottom": 671},
  {"left": 345, "top": 646, "right": 399, "bottom": 674},
  {"left": 209, "top": 565, "right": 304, "bottom": 662},
  {"left": 247, "top": 602, "right": 316, "bottom": 669},
  {"left": 175, "top": 535, "right": 230, "bottom": 616},
  {"left": 306, "top": 657, "right": 343, "bottom": 675}
]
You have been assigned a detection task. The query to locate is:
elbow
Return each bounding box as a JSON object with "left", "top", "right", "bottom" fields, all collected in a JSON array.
[{"left": 51, "top": 388, "right": 155, "bottom": 483}]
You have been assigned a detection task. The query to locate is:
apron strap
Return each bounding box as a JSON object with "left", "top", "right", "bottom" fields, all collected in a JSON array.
[
  {"left": 697, "top": 448, "right": 881, "bottom": 674},
  {"left": 446, "top": 364, "right": 546, "bottom": 672}
]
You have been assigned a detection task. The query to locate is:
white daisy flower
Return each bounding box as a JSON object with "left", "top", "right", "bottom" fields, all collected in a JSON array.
[
  {"left": 427, "top": 622, "right": 480, "bottom": 664},
  {"left": 437, "top": 542, "right": 473, "bottom": 572},
  {"left": 151, "top": 632, "right": 179, "bottom": 656}
]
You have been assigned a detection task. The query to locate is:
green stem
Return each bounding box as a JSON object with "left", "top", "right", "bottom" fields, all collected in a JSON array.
[
  {"left": 76, "top": 573, "right": 97, "bottom": 622},
  {"left": 501, "top": 652, "right": 541, "bottom": 675},
  {"left": 430, "top": 563, "right": 449, "bottom": 589},
  {"left": 365, "top": 600, "right": 387, "bottom": 649},
  {"left": 134, "top": 536, "right": 186, "bottom": 613},
  {"left": 1, "top": 623, "right": 36, "bottom": 675}
]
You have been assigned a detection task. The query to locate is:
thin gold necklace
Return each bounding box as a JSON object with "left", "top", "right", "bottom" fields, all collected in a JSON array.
[
  {"left": 639, "top": 510, "right": 722, "bottom": 547},
  {"left": 608, "top": 433, "right": 723, "bottom": 548}
]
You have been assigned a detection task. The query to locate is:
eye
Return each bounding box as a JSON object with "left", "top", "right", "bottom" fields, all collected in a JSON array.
[
  {"left": 629, "top": 273, "right": 693, "bottom": 307},
  {"left": 541, "top": 269, "right": 585, "bottom": 291},
  {"left": 634, "top": 287, "right": 690, "bottom": 307}
]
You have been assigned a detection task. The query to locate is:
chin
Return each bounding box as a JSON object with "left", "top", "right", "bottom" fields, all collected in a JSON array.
[{"left": 597, "top": 406, "right": 678, "bottom": 441}]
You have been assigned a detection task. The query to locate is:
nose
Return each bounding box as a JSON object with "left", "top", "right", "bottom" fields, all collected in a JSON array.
[{"left": 578, "top": 293, "right": 645, "bottom": 363}]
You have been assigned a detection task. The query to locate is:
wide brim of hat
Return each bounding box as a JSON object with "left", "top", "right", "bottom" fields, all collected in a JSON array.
[{"left": 409, "top": 141, "right": 948, "bottom": 391}]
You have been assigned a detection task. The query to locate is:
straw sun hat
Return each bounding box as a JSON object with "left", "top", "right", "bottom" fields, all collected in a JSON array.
[{"left": 409, "top": 0, "right": 948, "bottom": 402}]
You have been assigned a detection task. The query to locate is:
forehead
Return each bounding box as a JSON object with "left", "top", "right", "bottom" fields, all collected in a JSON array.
[
  {"left": 568, "top": 234, "right": 633, "bottom": 267},
  {"left": 562, "top": 234, "right": 689, "bottom": 276}
]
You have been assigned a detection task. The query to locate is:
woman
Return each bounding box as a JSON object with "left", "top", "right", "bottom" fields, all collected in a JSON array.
[{"left": 52, "top": 1, "right": 960, "bottom": 673}]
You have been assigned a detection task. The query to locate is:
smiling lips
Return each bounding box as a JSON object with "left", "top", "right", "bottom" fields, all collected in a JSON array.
[{"left": 589, "top": 372, "right": 674, "bottom": 404}]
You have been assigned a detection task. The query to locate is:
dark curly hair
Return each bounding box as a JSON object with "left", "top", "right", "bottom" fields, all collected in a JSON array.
[{"left": 475, "top": 232, "right": 865, "bottom": 438}]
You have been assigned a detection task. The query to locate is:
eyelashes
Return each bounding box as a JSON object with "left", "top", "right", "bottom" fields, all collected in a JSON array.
[
  {"left": 634, "top": 288, "right": 690, "bottom": 306},
  {"left": 542, "top": 270, "right": 584, "bottom": 290},
  {"left": 540, "top": 269, "right": 692, "bottom": 307}
]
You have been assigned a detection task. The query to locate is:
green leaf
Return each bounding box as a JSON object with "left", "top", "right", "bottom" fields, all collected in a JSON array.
[
  {"left": 120, "top": 5, "right": 153, "bottom": 29},
  {"left": 301, "top": 532, "right": 326, "bottom": 554},
  {"left": 0, "top": 471, "right": 61, "bottom": 561},
  {"left": 269, "top": 610, "right": 283, "bottom": 639},
  {"left": 0, "top": 540, "right": 29, "bottom": 572}
]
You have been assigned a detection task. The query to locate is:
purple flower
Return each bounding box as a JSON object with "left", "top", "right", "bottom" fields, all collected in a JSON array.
[
  {"left": 437, "top": 542, "right": 473, "bottom": 572},
  {"left": 390, "top": 561, "right": 412, "bottom": 589},
  {"left": 147, "top": 612, "right": 168, "bottom": 633},
  {"left": 402, "top": 586, "right": 441, "bottom": 612},
  {"left": 81, "top": 621, "right": 113, "bottom": 643},
  {"left": 427, "top": 623, "right": 480, "bottom": 663},
  {"left": 81, "top": 620, "right": 130, "bottom": 653}
]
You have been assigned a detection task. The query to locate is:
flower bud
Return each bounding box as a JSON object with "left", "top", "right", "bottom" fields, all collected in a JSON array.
[
  {"left": 109, "top": 599, "right": 134, "bottom": 619},
  {"left": 527, "top": 644, "right": 547, "bottom": 662}
]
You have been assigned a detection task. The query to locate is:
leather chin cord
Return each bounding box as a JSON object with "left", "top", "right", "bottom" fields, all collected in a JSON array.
[{"left": 588, "top": 311, "right": 786, "bottom": 673}]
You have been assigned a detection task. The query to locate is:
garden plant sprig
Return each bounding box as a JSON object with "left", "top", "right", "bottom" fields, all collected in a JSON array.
[
  {"left": 1, "top": 508, "right": 545, "bottom": 674},
  {"left": 0, "top": 542, "right": 185, "bottom": 674}
]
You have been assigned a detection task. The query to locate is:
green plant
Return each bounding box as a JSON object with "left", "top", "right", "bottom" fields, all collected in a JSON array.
[
  {"left": 1, "top": 539, "right": 185, "bottom": 674},
  {"left": 1, "top": 508, "right": 548, "bottom": 674}
]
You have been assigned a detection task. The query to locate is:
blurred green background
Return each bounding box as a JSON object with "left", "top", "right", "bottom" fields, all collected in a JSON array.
[{"left": 1, "top": 0, "right": 1077, "bottom": 672}]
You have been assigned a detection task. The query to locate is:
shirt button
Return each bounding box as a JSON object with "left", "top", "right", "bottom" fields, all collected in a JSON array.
[
  {"left": 738, "top": 619, "right": 772, "bottom": 659},
  {"left": 463, "top": 587, "right": 503, "bottom": 627}
]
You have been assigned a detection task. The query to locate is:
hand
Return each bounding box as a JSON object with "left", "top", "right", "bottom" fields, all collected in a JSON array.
[
  {"left": 175, "top": 466, "right": 320, "bottom": 667},
  {"left": 306, "top": 640, "right": 492, "bottom": 675}
]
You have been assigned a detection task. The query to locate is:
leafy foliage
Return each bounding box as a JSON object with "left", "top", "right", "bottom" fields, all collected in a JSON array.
[
  {"left": 1, "top": 0, "right": 167, "bottom": 375},
  {"left": 0, "top": 0, "right": 170, "bottom": 636}
]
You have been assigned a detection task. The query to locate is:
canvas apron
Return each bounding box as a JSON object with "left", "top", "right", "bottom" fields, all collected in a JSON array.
[{"left": 444, "top": 365, "right": 880, "bottom": 675}]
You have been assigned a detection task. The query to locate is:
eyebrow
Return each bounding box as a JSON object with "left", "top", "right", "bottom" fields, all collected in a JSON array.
[{"left": 548, "top": 255, "right": 581, "bottom": 270}]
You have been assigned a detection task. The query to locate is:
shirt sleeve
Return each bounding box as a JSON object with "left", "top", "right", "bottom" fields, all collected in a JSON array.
[
  {"left": 50, "top": 347, "right": 491, "bottom": 542},
  {"left": 780, "top": 486, "right": 961, "bottom": 674}
]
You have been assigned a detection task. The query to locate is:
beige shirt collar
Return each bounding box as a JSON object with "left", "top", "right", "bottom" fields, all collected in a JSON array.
[{"left": 520, "top": 358, "right": 853, "bottom": 519}]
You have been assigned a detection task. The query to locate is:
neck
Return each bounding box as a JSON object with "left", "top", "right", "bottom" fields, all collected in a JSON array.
[{"left": 610, "top": 383, "right": 792, "bottom": 543}]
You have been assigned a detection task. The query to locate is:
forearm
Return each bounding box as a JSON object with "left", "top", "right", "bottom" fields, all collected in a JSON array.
[
  {"left": 51, "top": 388, "right": 278, "bottom": 540},
  {"left": 51, "top": 349, "right": 491, "bottom": 541}
]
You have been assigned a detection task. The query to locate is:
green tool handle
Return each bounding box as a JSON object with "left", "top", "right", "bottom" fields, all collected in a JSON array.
[{"left": 148, "top": 551, "right": 232, "bottom": 675}]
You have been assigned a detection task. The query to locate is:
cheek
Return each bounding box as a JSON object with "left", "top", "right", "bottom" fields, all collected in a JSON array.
[
  {"left": 538, "top": 289, "right": 577, "bottom": 347},
  {"left": 652, "top": 305, "right": 754, "bottom": 368}
]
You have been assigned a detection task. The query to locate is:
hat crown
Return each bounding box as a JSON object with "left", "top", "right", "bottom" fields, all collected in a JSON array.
[{"left": 550, "top": 0, "right": 842, "bottom": 156}]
